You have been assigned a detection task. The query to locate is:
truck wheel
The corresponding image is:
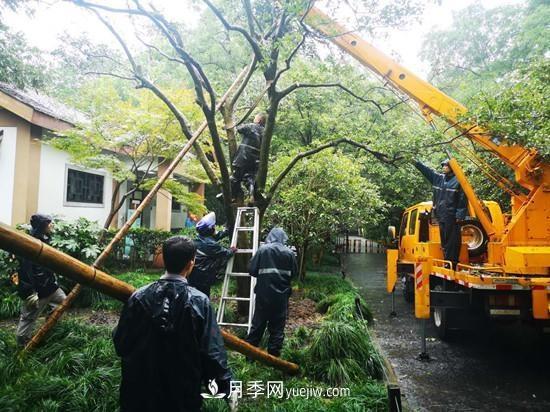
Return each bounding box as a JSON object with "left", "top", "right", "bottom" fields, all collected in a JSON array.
[
  {"left": 433, "top": 284, "right": 449, "bottom": 340},
  {"left": 460, "top": 220, "right": 488, "bottom": 257}
]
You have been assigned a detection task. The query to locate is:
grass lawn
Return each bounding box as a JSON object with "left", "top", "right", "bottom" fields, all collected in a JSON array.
[{"left": 0, "top": 267, "right": 387, "bottom": 411}]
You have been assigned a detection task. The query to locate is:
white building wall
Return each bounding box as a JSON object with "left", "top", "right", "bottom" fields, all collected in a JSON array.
[
  {"left": 0, "top": 127, "right": 17, "bottom": 224},
  {"left": 37, "top": 144, "right": 113, "bottom": 225}
]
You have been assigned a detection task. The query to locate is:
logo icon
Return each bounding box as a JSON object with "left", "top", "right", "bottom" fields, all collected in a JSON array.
[{"left": 201, "top": 379, "right": 226, "bottom": 399}]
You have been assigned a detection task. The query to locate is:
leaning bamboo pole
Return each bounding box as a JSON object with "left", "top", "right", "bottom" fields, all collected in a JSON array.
[
  {"left": 25, "top": 63, "right": 254, "bottom": 352},
  {"left": 0, "top": 223, "right": 299, "bottom": 374}
]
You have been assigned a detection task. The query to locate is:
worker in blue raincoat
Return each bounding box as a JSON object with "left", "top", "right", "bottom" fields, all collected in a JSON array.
[
  {"left": 188, "top": 212, "right": 236, "bottom": 297},
  {"left": 413, "top": 159, "right": 467, "bottom": 268},
  {"left": 245, "top": 227, "right": 298, "bottom": 357},
  {"left": 113, "top": 236, "right": 232, "bottom": 412}
]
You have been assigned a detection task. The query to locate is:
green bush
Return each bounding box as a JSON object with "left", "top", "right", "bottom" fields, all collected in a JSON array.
[
  {"left": 0, "top": 251, "right": 20, "bottom": 319},
  {"left": 309, "top": 321, "right": 383, "bottom": 386},
  {"left": 322, "top": 293, "right": 373, "bottom": 324}
]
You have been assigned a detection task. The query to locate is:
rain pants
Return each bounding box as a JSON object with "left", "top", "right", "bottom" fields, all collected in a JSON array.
[{"left": 245, "top": 228, "right": 298, "bottom": 356}]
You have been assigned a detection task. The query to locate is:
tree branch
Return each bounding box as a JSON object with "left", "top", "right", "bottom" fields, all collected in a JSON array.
[
  {"left": 76, "top": 1, "right": 220, "bottom": 186},
  {"left": 202, "top": 0, "right": 263, "bottom": 61},
  {"left": 278, "top": 82, "right": 384, "bottom": 113},
  {"left": 272, "top": 29, "right": 307, "bottom": 85},
  {"left": 242, "top": 0, "right": 257, "bottom": 38},
  {"left": 266, "top": 137, "right": 399, "bottom": 205}
]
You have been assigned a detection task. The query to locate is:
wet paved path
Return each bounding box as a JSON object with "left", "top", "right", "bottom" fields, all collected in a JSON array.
[{"left": 346, "top": 253, "right": 550, "bottom": 412}]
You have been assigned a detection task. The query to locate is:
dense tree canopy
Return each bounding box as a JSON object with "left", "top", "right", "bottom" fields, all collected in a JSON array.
[{"left": 2, "top": 0, "right": 547, "bottom": 249}]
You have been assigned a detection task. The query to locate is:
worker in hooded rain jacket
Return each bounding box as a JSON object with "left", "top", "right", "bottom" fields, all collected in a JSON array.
[
  {"left": 413, "top": 159, "right": 467, "bottom": 268},
  {"left": 16, "top": 214, "right": 67, "bottom": 347},
  {"left": 230, "top": 112, "right": 266, "bottom": 201},
  {"left": 188, "top": 212, "right": 237, "bottom": 297},
  {"left": 113, "top": 236, "right": 232, "bottom": 412},
  {"left": 245, "top": 227, "right": 298, "bottom": 357}
]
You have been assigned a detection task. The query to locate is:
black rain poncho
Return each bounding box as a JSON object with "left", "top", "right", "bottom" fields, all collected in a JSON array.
[
  {"left": 232, "top": 123, "right": 264, "bottom": 170},
  {"left": 414, "top": 161, "right": 467, "bottom": 222},
  {"left": 414, "top": 161, "right": 467, "bottom": 264},
  {"left": 17, "top": 214, "right": 59, "bottom": 299},
  {"left": 113, "top": 275, "right": 231, "bottom": 412},
  {"left": 249, "top": 228, "right": 298, "bottom": 305},
  {"left": 188, "top": 234, "right": 234, "bottom": 297},
  {"left": 246, "top": 228, "right": 298, "bottom": 356}
]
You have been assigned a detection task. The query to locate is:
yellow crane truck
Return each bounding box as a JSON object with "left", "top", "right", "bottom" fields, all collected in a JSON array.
[{"left": 305, "top": 8, "right": 550, "bottom": 340}]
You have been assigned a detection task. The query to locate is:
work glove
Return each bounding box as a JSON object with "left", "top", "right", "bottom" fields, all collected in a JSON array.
[
  {"left": 229, "top": 246, "right": 238, "bottom": 253},
  {"left": 25, "top": 293, "right": 39, "bottom": 309}
]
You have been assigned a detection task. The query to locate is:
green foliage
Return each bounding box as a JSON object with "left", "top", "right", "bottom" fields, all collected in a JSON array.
[
  {"left": 0, "top": 320, "right": 119, "bottom": 411},
  {"left": 0, "top": 22, "right": 48, "bottom": 89},
  {"left": 141, "top": 178, "right": 207, "bottom": 217},
  {"left": 309, "top": 321, "right": 383, "bottom": 386},
  {"left": 317, "top": 293, "right": 373, "bottom": 324},
  {"left": 421, "top": 1, "right": 549, "bottom": 97},
  {"left": 0, "top": 257, "right": 20, "bottom": 319},
  {"left": 266, "top": 151, "right": 384, "bottom": 275},
  {"left": 125, "top": 227, "right": 172, "bottom": 268},
  {"left": 49, "top": 78, "right": 208, "bottom": 215},
  {"left": 0, "top": 267, "right": 386, "bottom": 410},
  {"left": 468, "top": 59, "right": 549, "bottom": 158},
  {"left": 49, "top": 217, "right": 103, "bottom": 264}
]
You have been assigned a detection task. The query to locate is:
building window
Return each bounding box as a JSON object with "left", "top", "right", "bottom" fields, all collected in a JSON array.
[
  {"left": 66, "top": 168, "right": 104, "bottom": 204},
  {"left": 171, "top": 198, "right": 181, "bottom": 211}
]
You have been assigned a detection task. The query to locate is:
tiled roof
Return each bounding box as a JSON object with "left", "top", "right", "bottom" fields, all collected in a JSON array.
[{"left": 0, "top": 82, "right": 87, "bottom": 126}]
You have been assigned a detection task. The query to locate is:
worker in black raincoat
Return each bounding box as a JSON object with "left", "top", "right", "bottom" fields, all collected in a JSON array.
[
  {"left": 245, "top": 227, "right": 298, "bottom": 357},
  {"left": 188, "top": 212, "right": 236, "bottom": 297},
  {"left": 230, "top": 113, "right": 266, "bottom": 201},
  {"left": 414, "top": 159, "right": 467, "bottom": 268},
  {"left": 16, "top": 214, "right": 67, "bottom": 347},
  {"left": 113, "top": 236, "right": 232, "bottom": 412}
]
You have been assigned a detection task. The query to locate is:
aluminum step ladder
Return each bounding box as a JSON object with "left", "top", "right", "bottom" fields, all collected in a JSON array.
[{"left": 216, "top": 207, "right": 260, "bottom": 332}]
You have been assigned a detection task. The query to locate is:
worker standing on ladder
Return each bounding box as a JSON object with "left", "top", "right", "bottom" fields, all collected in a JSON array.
[
  {"left": 413, "top": 159, "right": 467, "bottom": 268},
  {"left": 229, "top": 112, "right": 266, "bottom": 202},
  {"left": 188, "top": 212, "right": 237, "bottom": 297},
  {"left": 246, "top": 227, "right": 298, "bottom": 357}
]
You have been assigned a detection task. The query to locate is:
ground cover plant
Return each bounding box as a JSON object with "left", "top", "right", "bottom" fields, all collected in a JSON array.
[{"left": 0, "top": 265, "right": 386, "bottom": 411}]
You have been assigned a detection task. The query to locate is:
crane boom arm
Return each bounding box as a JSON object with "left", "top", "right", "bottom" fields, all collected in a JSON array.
[{"left": 304, "top": 7, "right": 541, "bottom": 190}]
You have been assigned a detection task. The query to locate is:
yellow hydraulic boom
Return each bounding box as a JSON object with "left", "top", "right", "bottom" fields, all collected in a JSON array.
[{"left": 305, "top": 7, "right": 550, "bottom": 277}]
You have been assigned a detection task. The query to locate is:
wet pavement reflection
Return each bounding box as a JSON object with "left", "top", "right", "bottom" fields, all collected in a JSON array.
[{"left": 346, "top": 253, "right": 550, "bottom": 412}]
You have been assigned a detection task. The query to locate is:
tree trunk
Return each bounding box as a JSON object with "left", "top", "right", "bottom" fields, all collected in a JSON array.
[{"left": 299, "top": 240, "right": 309, "bottom": 282}]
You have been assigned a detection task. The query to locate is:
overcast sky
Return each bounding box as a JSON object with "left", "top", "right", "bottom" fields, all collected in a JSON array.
[{"left": 4, "top": 0, "right": 524, "bottom": 78}]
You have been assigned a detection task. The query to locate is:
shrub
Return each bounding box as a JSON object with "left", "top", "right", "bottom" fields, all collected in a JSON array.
[
  {"left": 324, "top": 293, "right": 373, "bottom": 323},
  {"left": 309, "top": 320, "right": 383, "bottom": 386},
  {"left": 0, "top": 251, "right": 20, "bottom": 319}
]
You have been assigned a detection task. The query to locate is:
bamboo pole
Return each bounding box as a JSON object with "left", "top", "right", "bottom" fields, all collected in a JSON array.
[
  {"left": 0, "top": 223, "right": 299, "bottom": 375},
  {"left": 25, "top": 64, "right": 253, "bottom": 351}
]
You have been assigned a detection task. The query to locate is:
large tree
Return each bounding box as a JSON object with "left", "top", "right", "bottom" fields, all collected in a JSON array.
[{"left": 62, "top": 0, "right": 421, "bottom": 227}]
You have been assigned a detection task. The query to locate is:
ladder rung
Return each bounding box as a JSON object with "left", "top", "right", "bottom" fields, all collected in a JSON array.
[
  {"left": 219, "top": 322, "right": 250, "bottom": 327},
  {"left": 222, "top": 296, "right": 251, "bottom": 302},
  {"left": 236, "top": 227, "right": 254, "bottom": 231},
  {"left": 229, "top": 272, "right": 250, "bottom": 277},
  {"left": 235, "top": 249, "right": 254, "bottom": 253}
]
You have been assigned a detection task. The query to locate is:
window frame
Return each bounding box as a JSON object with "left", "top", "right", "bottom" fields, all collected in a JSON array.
[
  {"left": 408, "top": 209, "right": 418, "bottom": 235},
  {"left": 63, "top": 165, "right": 106, "bottom": 208}
]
